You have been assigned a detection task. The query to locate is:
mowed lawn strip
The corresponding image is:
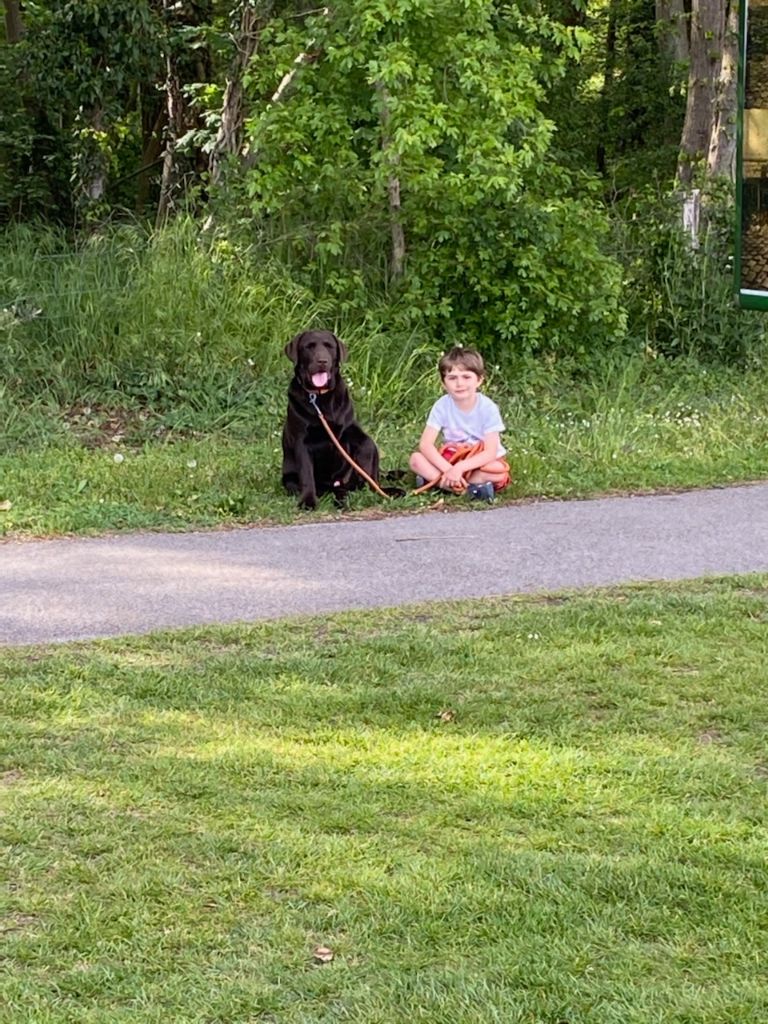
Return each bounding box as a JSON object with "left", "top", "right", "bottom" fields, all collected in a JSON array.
[{"left": 2, "top": 577, "right": 767, "bottom": 1023}]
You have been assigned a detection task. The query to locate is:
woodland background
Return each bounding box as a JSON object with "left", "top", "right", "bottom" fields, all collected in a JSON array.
[{"left": 0, "top": 0, "right": 750, "bottom": 364}]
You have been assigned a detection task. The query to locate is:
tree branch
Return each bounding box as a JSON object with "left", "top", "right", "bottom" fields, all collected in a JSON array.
[
  {"left": 208, "top": 3, "right": 265, "bottom": 186},
  {"left": 240, "top": 7, "right": 330, "bottom": 169}
]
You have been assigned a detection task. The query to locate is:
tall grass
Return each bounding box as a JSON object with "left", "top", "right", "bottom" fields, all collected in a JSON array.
[
  {"left": 0, "top": 220, "right": 468, "bottom": 449},
  {"left": 610, "top": 187, "right": 768, "bottom": 364},
  {"left": 0, "top": 221, "right": 337, "bottom": 407},
  {"left": 3, "top": 211, "right": 767, "bottom": 415}
]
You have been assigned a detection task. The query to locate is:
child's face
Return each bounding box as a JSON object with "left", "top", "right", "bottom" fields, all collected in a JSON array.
[{"left": 442, "top": 364, "right": 483, "bottom": 403}]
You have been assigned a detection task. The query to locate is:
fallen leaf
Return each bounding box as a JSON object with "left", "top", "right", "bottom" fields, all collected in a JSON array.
[
  {"left": 313, "top": 945, "right": 334, "bottom": 963},
  {"left": 0, "top": 500, "right": 12, "bottom": 512},
  {"left": 436, "top": 708, "right": 456, "bottom": 723}
]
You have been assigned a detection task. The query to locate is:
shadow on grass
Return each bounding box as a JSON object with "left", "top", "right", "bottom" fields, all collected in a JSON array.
[
  {"left": 4, "top": 714, "right": 767, "bottom": 1023},
  {"left": 3, "top": 581, "right": 768, "bottom": 1020}
]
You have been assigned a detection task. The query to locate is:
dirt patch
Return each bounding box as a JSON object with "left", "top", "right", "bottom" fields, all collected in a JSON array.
[
  {"left": 1, "top": 768, "right": 24, "bottom": 785},
  {"left": 61, "top": 403, "right": 164, "bottom": 448},
  {"left": 697, "top": 728, "right": 724, "bottom": 745},
  {"left": 0, "top": 913, "right": 38, "bottom": 933}
]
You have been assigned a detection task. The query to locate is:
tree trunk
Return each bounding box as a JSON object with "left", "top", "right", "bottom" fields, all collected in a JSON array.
[
  {"left": 3, "top": 0, "right": 24, "bottom": 43},
  {"left": 655, "top": 0, "right": 689, "bottom": 65},
  {"left": 677, "top": 0, "right": 723, "bottom": 185},
  {"left": 208, "top": 4, "right": 263, "bottom": 186},
  {"left": 156, "top": 30, "right": 184, "bottom": 226},
  {"left": 86, "top": 115, "right": 106, "bottom": 202},
  {"left": 596, "top": 0, "right": 618, "bottom": 177},
  {"left": 707, "top": 0, "right": 738, "bottom": 179},
  {"left": 136, "top": 104, "right": 166, "bottom": 213},
  {"left": 74, "top": 106, "right": 108, "bottom": 215},
  {"left": 375, "top": 82, "right": 406, "bottom": 280}
]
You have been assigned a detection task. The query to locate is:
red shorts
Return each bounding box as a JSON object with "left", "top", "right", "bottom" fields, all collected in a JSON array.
[{"left": 440, "top": 443, "right": 511, "bottom": 492}]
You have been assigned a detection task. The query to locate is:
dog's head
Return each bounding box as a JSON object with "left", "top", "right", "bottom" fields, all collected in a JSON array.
[{"left": 284, "top": 330, "right": 348, "bottom": 392}]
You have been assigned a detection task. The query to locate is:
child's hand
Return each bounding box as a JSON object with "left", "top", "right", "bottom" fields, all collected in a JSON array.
[{"left": 441, "top": 467, "right": 467, "bottom": 491}]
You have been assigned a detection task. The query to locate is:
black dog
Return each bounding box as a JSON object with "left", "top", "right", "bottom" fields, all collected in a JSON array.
[{"left": 281, "top": 330, "right": 380, "bottom": 509}]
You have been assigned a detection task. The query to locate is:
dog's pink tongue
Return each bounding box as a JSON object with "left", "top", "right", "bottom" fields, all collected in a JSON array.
[{"left": 312, "top": 372, "right": 329, "bottom": 389}]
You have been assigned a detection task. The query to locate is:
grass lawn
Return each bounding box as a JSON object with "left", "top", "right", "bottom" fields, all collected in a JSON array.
[
  {"left": 2, "top": 577, "right": 767, "bottom": 1023},
  {"left": 2, "top": 358, "right": 768, "bottom": 538}
]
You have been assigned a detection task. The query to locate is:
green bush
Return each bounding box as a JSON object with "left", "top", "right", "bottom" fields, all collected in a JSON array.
[{"left": 223, "top": 0, "right": 626, "bottom": 359}]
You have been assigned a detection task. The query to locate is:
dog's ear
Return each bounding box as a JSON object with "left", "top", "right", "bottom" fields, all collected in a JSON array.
[
  {"left": 284, "top": 333, "right": 304, "bottom": 364},
  {"left": 334, "top": 335, "right": 348, "bottom": 363}
]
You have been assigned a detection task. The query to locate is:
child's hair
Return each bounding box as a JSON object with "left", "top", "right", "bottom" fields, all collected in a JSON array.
[{"left": 438, "top": 345, "right": 485, "bottom": 379}]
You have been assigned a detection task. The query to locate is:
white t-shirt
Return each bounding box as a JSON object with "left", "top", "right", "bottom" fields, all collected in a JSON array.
[{"left": 426, "top": 393, "right": 506, "bottom": 456}]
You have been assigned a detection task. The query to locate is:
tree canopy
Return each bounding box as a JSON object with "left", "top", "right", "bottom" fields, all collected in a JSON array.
[{"left": 0, "top": 0, "right": 738, "bottom": 355}]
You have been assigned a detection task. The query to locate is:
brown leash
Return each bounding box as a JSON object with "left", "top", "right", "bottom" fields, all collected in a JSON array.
[
  {"left": 411, "top": 442, "right": 484, "bottom": 495},
  {"left": 308, "top": 392, "right": 484, "bottom": 500},
  {"left": 308, "top": 392, "right": 393, "bottom": 499}
]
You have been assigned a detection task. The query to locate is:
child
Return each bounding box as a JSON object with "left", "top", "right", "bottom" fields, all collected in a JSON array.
[{"left": 409, "top": 346, "right": 510, "bottom": 502}]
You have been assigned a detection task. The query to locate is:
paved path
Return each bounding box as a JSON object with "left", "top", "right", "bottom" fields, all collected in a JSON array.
[{"left": 2, "top": 483, "right": 767, "bottom": 646}]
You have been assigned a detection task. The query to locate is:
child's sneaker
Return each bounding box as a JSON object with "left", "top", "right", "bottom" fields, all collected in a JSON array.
[{"left": 468, "top": 481, "right": 495, "bottom": 503}]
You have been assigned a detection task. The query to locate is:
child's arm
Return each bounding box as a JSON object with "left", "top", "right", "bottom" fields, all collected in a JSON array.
[
  {"left": 423, "top": 428, "right": 502, "bottom": 490},
  {"left": 417, "top": 426, "right": 454, "bottom": 477},
  {"left": 462, "top": 430, "right": 499, "bottom": 468}
]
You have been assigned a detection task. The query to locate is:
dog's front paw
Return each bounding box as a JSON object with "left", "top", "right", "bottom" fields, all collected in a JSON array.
[{"left": 298, "top": 491, "right": 317, "bottom": 510}]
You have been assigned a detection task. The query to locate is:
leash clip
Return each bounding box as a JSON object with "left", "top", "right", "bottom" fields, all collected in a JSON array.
[{"left": 308, "top": 391, "right": 319, "bottom": 412}]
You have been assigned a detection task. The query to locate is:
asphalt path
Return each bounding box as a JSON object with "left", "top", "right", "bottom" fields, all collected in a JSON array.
[{"left": 2, "top": 482, "right": 767, "bottom": 646}]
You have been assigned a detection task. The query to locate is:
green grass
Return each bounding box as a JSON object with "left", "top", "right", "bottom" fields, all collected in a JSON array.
[
  {"left": 2, "top": 578, "right": 768, "bottom": 1023},
  {"left": 2, "top": 221, "right": 768, "bottom": 538},
  {"left": 1, "top": 357, "right": 768, "bottom": 537}
]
